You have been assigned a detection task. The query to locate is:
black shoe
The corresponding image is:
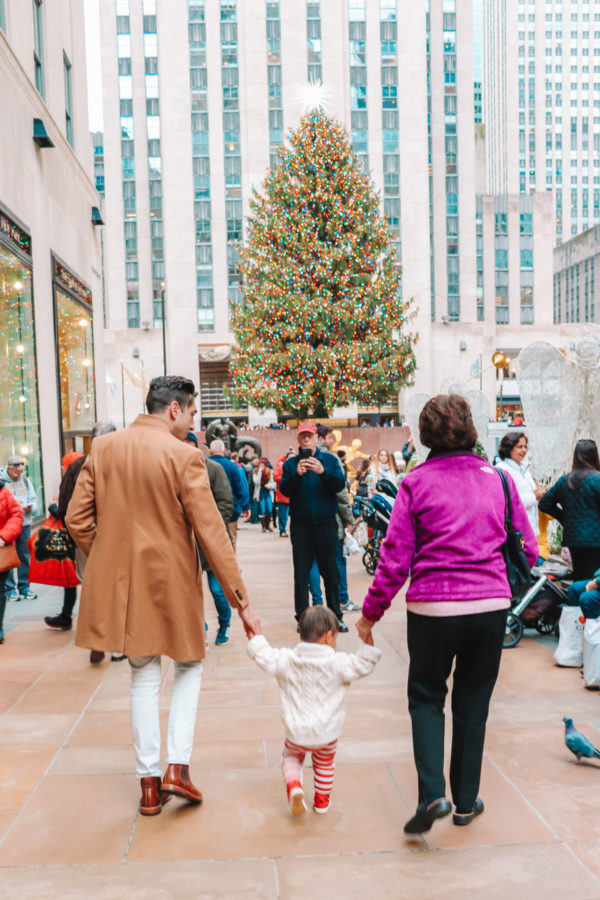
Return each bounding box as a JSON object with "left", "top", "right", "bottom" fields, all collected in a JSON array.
[
  {"left": 453, "top": 797, "right": 484, "bottom": 826},
  {"left": 44, "top": 614, "right": 73, "bottom": 631},
  {"left": 404, "top": 798, "right": 452, "bottom": 834},
  {"left": 337, "top": 620, "right": 349, "bottom": 634}
]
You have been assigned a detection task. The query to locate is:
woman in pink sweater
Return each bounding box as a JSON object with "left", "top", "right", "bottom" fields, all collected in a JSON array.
[{"left": 357, "top": 395, "right": 538, "bottom": 835}]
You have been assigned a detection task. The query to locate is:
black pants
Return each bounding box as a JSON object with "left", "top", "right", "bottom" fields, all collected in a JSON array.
[
  {"left": 290, "top": 519, "right": 341, "bottom": 621},
  {"left": 569, "top": 546, "right": 600, "bottom": 581},
  {"left": 406, "top": 608, "right": 507, "bottom": 812},
  {"left": 61, "top": 586, "right": 78, "bottom": 618}
]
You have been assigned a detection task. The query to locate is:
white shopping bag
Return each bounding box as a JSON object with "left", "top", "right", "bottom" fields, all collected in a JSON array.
[
  {"left": 343, "top": 532, "right": 361, "bottom": 557},
  {"left": 554, "top": 607, "right": 585, "bottom": 667},
  {"left": 583, "top": 618, "right": 600, "bottom": 688},
  {"left": 352, "top": 520, "right": 369, "bottom": 548}
]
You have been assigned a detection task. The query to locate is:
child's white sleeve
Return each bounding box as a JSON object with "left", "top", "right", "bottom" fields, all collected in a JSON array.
[
  {"left": 336, "top": 643, "right": 382, "bottom": 684},
  {"left": 247, "top": 634, "right": 286, "bottom": 675}
]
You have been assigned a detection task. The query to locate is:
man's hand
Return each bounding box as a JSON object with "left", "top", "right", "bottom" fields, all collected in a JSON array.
[
  {"left": 356, "top": 614, "right": 374, "bottom": 645},
  {"left": 585, "top": 579, "right": 597, "bottom": 592},
  {"left": 238, "top": 604, "right": 261, "bottom": 638},
  {"left": 22, "top": 504, "right": 32, "bottom": 514},
  {"left": 304, "top": 457, "right": 324, "bottom": 475},
  {"left": 242, "top": 509, "right": 251, "bottom": 520},
  {"left": 297, "top": 459, "right": 309, "bottom": 476}
]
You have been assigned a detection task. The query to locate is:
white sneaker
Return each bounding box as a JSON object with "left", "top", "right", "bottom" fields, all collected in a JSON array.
[{"left": 289, "top": 787, "right": 307, "bottom": 817}]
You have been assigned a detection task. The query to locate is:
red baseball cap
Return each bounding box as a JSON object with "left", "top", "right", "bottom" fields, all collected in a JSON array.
[{"left": 298, "top": 422, "right": 317, "bottom": 434}]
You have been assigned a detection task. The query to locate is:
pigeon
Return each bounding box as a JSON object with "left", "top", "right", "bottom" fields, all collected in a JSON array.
[{"left": 563, "top": 717, "right": 600, "bottom": 761}]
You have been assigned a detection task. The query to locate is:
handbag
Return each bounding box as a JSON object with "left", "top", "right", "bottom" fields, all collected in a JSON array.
[
  {"left": 27, "top": 514, "right": 79, "bottom": 587},
  {"left": 0, "top": 542, "right": 20, "bottom": 572},
  {"left": 497, "top": 468, "right": 532, "bottom": 599}
]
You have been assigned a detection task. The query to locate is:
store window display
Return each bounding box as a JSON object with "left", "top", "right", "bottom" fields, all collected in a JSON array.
[
  {"left": 53, "top": 259, "right": 96, "bottom": 448},
  {"left": 0, "top": 216, "right": 44, "bottom": 510}
]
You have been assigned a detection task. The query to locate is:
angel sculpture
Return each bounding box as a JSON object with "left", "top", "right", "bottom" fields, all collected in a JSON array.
[
  {"left": 405, "top": 388, "right": 491, "bottom": 465},
  {"left": 517, "top": 338, "right": 600, "bottom": 483}
]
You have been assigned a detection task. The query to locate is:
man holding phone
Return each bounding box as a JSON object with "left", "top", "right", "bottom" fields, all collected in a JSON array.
[{"left": 280, "top": 423, "right": 348, "bottom": 632}]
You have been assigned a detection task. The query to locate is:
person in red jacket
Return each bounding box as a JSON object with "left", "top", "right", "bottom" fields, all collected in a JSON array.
[
  {"left": 0, "top": 481, "right": 24, "bottom": 643},
  {"left": 274, "top": 451, "right": 295, "bottom": 537}
]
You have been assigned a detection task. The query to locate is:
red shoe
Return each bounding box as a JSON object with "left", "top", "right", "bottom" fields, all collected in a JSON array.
[
  {"left": 289, "top": 786, "right": 307, "bottom": 817},
  {"left": 313, "top": 792, "right": 331, "bottom": 814},
  {"left": 161, "top": 764, "right": 203, "bottom": 804}
]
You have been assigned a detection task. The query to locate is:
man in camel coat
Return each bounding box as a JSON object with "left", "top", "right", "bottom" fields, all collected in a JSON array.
[{"left": 67, "top": 375, "right": 260, "bottom": 816}]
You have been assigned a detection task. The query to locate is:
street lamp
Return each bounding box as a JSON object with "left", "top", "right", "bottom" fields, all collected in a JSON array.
[
  {"left": 160, "top": 282, "right": 167, "bottom": 375},
  {"left": 492, "top": 351, "right": 511, "bottom": 421}
]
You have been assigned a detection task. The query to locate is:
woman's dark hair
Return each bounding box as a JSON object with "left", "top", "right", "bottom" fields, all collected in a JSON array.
[
  {"left": 146, "top": 376, "right": 197, "bottom": 414},
  {"left": 299, "top": 606, "right": 339, "bottom": 642},
  {"left": 497, "top": 431, "right": 527, "bottom": 460},
  {"left": 568, "top": 439, "right": 600, "bottom": 488},
  {"left": 418, "top": 394, "right": 477, "bottom": 451}
]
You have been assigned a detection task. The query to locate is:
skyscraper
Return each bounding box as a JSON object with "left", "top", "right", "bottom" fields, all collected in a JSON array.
[{"left": 98, "top": 0, "right": 564, "bottom": 425}]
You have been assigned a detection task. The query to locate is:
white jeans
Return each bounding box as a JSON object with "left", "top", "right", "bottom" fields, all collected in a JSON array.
[{"left": 128, "top": 655, "right": 203, "bottom": 778}]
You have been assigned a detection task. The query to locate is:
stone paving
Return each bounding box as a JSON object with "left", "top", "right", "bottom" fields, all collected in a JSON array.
[{"left": 1, "top": 524, "right": 600, "bottom": 899}]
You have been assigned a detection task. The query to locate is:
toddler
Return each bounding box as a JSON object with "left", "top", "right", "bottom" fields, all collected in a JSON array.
[{"left": 247, "top": 606, "right": 381, "bottom": 816}]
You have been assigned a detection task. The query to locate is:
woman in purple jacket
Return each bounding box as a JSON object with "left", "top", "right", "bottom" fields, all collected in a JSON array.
[{"left": 357, "top": 395, "right": 538, "bottom": 835}]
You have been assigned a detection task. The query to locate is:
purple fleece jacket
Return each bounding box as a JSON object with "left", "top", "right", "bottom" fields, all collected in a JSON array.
[{"left": 362, "top": 452, "right": 539, "bottom": 622}]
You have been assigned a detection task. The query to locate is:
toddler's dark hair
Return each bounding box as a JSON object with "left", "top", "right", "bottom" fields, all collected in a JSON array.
[{"left": 299, "top": 606, "right": 339, "bottom": 642}]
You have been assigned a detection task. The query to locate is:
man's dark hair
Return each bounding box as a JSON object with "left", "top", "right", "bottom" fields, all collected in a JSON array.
[
  {"left": 299, "top": 606, "right": 339, "bottom": 642},
  {"left": 497, "top": 430, "right": 527, "bottom": 460},
  {"left": 146, "top": 376, "right": 197, "bottom": 414},
  {"left": 419, "top": 394, "right": 477, "bottom": 451},
  {"left": 316, "top": 424, "right": 331, "bottom": 439}
]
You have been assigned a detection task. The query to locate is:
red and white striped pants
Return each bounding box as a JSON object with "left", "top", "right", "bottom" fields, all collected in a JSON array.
[{"left": 281, "top": 738, "right": 337, "bottom": 800}]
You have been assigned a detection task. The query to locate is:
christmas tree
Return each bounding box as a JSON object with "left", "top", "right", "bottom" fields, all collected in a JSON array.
[{"left": 229, "top": 110, "right": 417, "bottom": 418}]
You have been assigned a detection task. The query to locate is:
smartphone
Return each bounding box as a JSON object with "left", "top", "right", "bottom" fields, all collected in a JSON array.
[{"left": 298, "top": 448, "right": 312, "bottom": 459}]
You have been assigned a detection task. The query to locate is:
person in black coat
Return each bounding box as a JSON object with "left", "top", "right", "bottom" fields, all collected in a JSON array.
[
  {"left": 44, "top": 423, "right": 117, "bottom": 632},
  {"left": 539, "top": 439, "right": 600, "bottom": 580},
  {"left": 280, "top": 423, "right": 348, "bottom": 632}
]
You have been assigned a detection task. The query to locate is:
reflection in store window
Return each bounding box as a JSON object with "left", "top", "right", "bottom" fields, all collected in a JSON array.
[
  {"left": 0, "top": 243, "right": 44, "bottom": 509},
  {"left": 55, "top": 290, "right": 96, "bottom": 436}
]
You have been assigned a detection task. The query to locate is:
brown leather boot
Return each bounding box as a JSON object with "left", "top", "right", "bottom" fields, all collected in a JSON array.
[
  {"left": 161, "top": 764, "right": 203, "bottom": 804},
  {"left": 140, "top": 776, "right": 162, "bottom": 816}
]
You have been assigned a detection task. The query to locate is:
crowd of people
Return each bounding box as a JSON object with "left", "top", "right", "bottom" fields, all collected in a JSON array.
[{"left": 2, "top": 384, "right": 600, "bottom": 833}]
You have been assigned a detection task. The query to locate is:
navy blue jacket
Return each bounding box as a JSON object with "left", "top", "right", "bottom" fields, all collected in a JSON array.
[
  {"left": 210, "top": 454, "right": 250, "bottom": 522},
  {"left": 539, "top": 471, "right": 600, "bottom": 547},
  {"left": 280, "top": 448, "right": 345, "bottom": 525}
]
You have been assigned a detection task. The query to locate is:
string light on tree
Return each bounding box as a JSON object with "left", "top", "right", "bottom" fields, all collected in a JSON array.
[{"left": 229, "top": 110, "right": 417, "bottom": 418}]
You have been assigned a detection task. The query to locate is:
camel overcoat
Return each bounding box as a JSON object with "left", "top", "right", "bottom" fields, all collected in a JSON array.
[{"left": 66, "top": 414, "right": 249, "bottom": 660}]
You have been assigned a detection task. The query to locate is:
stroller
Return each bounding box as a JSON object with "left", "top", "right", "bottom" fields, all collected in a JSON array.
[
  {"left": 354, "top": 479, "right": 396, "bottom": 575},
  {"left": 503, "top": 561, "right": 571, "bottom": 648}
]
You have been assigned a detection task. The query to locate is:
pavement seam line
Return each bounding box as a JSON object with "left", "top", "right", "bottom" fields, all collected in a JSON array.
[
  {"left": 122, "top": 810, "right": 140, "bottom": 864},
  {"left": 484, "top": 751, "right": 600, "bottom": 888},
  {"left": 272, "top": 856, "right": 281, "bottom": 899},
  {"left": 3, "top": 632, "right": 77, "bottom": 716},
  {"left": 0, "top": 666, "right": 109, "bottom": 850},
  {"left": 383, "top": 762, "right": 428, "bottom": 851}
]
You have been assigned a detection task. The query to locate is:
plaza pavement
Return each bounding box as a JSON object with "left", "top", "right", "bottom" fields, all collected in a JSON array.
[{"left": 1, "top": 524, "right": 600, "bottom": 899}]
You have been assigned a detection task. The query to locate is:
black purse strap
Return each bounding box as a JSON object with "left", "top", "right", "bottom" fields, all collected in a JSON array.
[{"left": 497, "top": 467, "right": 512, "bottom": 534}]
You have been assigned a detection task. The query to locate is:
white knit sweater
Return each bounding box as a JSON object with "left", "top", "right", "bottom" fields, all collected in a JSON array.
[{"left": 248, "top": 635, "right": 381, "bottom": 746}]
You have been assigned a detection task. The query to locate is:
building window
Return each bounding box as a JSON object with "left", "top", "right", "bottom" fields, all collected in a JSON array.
[
  {"left": 33, "top": 0, "right": 45, "bottom": 98},
  {"left": 0, "top": 221, "right": 44, "bottom": 509},
  {"left": 64, "top": 53, "right": 74, "bottom": 148}
]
